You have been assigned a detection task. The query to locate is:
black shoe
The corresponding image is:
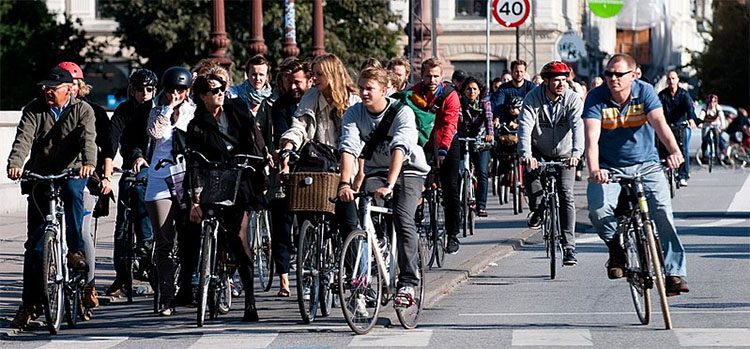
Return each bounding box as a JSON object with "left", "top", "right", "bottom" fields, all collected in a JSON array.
[
  {"left": 563, "top": 249, "right": 578, "bottom": 266},
  {"left": 606, "top": 240, "right": 626, "bottom": 279},
  {"left": 666, "top": 276, "right": 690, "bottom": 296},
  {"left": 445, "top": 237, "right": 460, "bottom": 255},
  {"left": 527, "top": 211, "right": 542, "bottom": 229},
  {"left": 243, "top": 306, "right": 259, "bottom": 322}
]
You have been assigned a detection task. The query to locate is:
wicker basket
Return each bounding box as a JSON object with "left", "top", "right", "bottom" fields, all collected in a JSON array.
[{"left": 287, "top": 172, "right": 340, "bottom": 214}]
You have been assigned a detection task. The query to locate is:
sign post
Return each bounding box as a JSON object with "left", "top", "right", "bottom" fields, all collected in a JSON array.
[{"left": 492, "top": 0, "right": 531, "bottom": 62}]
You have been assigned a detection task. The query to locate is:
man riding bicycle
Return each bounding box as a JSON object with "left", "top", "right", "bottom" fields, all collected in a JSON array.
[
  {"left": 7, "top": 66, "right": 97, "bottom": 329},
  {"left": 337, "top": 67, "right": 430, "bottom": 305},
  {"left": 583, "top": 53, "right": 689, "bottom": 296},
  {"left": 657, "top": 71, "right": 696, "bottom": 186},
  {"left": 518, "top": 61, "right": 584, "bottom": 266}
]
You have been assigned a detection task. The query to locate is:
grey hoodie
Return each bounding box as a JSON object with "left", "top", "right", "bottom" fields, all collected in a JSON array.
[
  {"left": 517, "top": 84, "right": 584, "bottom": 159},
  {"left": 339, "top": 98, "right": 430, "bottom": 179}
]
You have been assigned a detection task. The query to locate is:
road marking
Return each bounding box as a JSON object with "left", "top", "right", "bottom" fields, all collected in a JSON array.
[
  {"left": 37, "top": 336, "right": 129, "bottom": 349},
  {"left": 575, "top": 235, "right": 603, "bottom": 244},
  {"left": 188, "top": 332, "right": 278, "bottom": 348},
  {"left": 349, "top": 329, "right": 432, "bottom": 347},
  {"left": 675, "top": 328, "right": 750, "bottom": 347},
  {"left": 728, "top": 175, "right": 750, "bottom": 212},
  {"left": 459, "top": 310, "right": 750, "bottom": 316},
  {"left": 684, "top": 219, "right": 747, "bottom": 228},
  {"left": 511, "top": 329, "right": 592, "bottom": 346}
]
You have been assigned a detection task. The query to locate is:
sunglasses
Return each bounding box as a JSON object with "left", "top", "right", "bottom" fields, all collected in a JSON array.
[
  {"left": 165, "top": 87, "right": 188, "bottom": 94},
  {"left": 134, "top": 86, "right": 155, "bottom": 93},
  {"left": 604, "top": 70, "right": 632, "bottom": 78},
  {"left": 207, "top": 83, "right": 226, "bottom": 95}
]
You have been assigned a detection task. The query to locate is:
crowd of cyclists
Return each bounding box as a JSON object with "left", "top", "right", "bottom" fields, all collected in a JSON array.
[{"left": 7, "top": 48, "right": 749, "bottom": 332}]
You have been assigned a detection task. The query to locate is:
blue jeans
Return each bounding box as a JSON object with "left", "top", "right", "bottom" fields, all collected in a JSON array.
[
  {"left": 466, "top": 148, "right": 490, "bottom": 211},
  {"left": 113, "top": 171, "right": 153, "bottom": 278},
  {"left": 587, "top": 161, "right": 687, "bottom": 277},
  {"left": 683, "top": 127, "right": 692, "bottom": 179},
  {"left": 23, "top": 177, "right": 87, "bottom": 304}
]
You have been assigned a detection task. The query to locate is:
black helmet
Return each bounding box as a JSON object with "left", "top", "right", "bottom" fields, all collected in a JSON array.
[
  {"left": 509, "top": 96, "right": 524, "bottom": 109},
  {"left": 161, "top": 66, "right": 192, "bottom": 89},
  {"left": 129, "top": 69, "right": 158, "bottom": 86}
]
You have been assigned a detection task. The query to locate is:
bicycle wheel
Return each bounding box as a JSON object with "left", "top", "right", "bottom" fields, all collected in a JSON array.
[
  {"left": 252, "top": 210, "right": 274, "bottom": 292},
  {"left": 296, "top": 219, "right": 320, "bottom": 323},
  {"left": 625, "top": 223, "right": 652, "bottom": 325},
  {"left": 667, "top": 169, "right": 676, "bottom": 198},
  {"left": 65, "top": 281, "right": 80, "bottom": 328},
  {"left": 460, "top": 174, "right": 469, "bottom": 238},
  {"left": 431, "top": 190, "right": 446, "bottom": 268},
  {"left": 125, "top": 220, "right": 135, "bottom": 304},
  {"left": 512, "top": 164, "right": 521, "bottom": 215},
  {"left": 41, "top": 229, "right": 63, "bottom": 334},
  {"left": 197, "top": 223, "right": 215, "bottom": 327},
  {"left": 546, "top": 207, "right": 557, "bottom": 280},
  {"left": 643, "top": 220, "right": 672, "bottom": 329},
  {"left": 396, "top": 235, "right": 427, "bottom": 329},
  {"left": 708, "top": 133, "right": 715, "bottom": 173},
  {"left": 319, "top": 232, "right": 334, "bottom": 317},
  {"left": 338, "top": 230, "right": 382, "bottom": 335},
  {"left": 217, "top": 256, "right": 232, "bottom": 315}
]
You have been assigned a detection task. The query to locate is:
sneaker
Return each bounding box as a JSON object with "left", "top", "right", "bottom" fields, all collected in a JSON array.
[
  {"left": 477, "top": 209, "right": 488, "bottom": 217},
  {"left": 354, "top": 294, "right": 369, "bottom": 317},
  {"left": 394, "top": 286, "right": 416, "bottom": 308},
  {"left": 11, "top": 305, "right": 35, "bottom": 329},
  {"left": 83, "top": 285, "right": 99, "bottom": 308},
  {"left": 666, "top": 276, "right": 690, "bottom": 296},
  {"left": 158, "top": 306, "right": 174, "bottom": 316},
  {"left": 606, "top": 241, "right": 626, "bottom": 279},
  {"left": 302, "top": 286, "right": 311, "bottom": 301},
  {"left": 563, "top": 249, "right": 578, "bottom": 266},
  {"left": 67, "top": 251, "right": 87, "bottom": 271},
  {"left": 527, "top": 211, "right": 542, "bottom": 229},
  {"left": 678, "top": 178, "right": 688, "bottom": 187},
  {"left": 445, "top": 237, "right": 460, "bottom": 255}
]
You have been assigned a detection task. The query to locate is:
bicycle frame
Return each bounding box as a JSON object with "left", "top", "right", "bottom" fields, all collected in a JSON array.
[{"left": 352, "top": 196, "right": 398, "bottom": 294}]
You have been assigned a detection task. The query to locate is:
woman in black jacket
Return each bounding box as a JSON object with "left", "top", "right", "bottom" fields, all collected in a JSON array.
[{"left": 185, "top": 65, "right": 267, "bottom": 322}]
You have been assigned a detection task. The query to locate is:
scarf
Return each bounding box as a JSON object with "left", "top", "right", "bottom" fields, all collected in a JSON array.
[{"left": 237, "top": 80, "right": 272, "bottom": 107}]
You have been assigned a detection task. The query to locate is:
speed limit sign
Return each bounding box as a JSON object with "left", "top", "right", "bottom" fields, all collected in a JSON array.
[{"left": 492, "top": 0, "right": 531, "bottom": 28}]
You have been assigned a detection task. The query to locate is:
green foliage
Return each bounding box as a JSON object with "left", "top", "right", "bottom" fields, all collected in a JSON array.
[
  {"left": 0, "top": 0, "right": 98, "bottom": 109},
  {"left": 692, "top": 1, "right": 749, "bottom": 109},
  {"left": 101, "top": 0, "right": 402, "bottom": 84}
]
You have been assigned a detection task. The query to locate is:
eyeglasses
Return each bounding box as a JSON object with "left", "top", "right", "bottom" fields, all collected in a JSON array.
[
  {"left": 208, "top": 84, "right": 226, "bottom": 95},
  {"left": 134, "top": 86, "right": 155, "bottom": 93},
  {"left": 165, "top": 87, "right": 188, "bottom": 94},
  {"left": 604, "top": 70, "right": 632, "bottom": 78},
  {"left": 41, "top": 85, "right": 68, "bottom": 92}
]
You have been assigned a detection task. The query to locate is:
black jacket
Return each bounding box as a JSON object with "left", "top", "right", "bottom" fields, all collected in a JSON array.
[{"left": 110, "top": 99, "right": 152, "bottom": 168}]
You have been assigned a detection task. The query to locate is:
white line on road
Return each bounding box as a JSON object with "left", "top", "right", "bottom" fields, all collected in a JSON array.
[
  {"left": 349, "top": 329, "right": 433, "bottom": 347},
  {"left": 37, "top": 336, "right": 129, "bottom": 349},
  {"left": 575, "top": 235, "right": 603, "bottom": 244},
  {"left": 459, "top": 310, "right": 750, "bottom": 316},
  {"left": 512, "top": 329, "right": 593, "bottom": 346},
  {"left": 728, "top": 175, "right": 750, "bottom": 212},
  {"left": 675, "top": 328, "right": 750, "bottom": 347},
  {"left": 188, "top": 332, "right": 278, "bottom": 349}
]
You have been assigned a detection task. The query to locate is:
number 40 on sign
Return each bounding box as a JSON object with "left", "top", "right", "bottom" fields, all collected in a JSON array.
[{"left": 492, "top": 0, "right": 531, "bottom": 28}]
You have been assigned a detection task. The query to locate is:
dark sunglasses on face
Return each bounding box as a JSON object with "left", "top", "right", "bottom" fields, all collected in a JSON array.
[
  {"left": 134, "top": 86, "right": 155, "bottom": 93},
  {"left": 208, "top": 83, "right": 226, "bottom": 95},
  {"left": 604, "top": 70, "right": 632, "bottom": 78},
  {"left": 165, "top": 87, "right": 188, "bottom": 94}
]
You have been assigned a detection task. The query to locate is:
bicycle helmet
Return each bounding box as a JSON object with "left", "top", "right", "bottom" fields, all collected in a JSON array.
[
  {"left": 540, "top": 61, "right": 570, "bottom": 79},
  {"left": 509, "top": 96, "right": 524, "bottom": 109},
  {"left": 57, "top": 61, "right": 84, "bottom": 80},
  {"left": 161, "top": 66, "right": 193, "bottom": 89},
  {"left": 129, "top": 69, "right": 158, "bottom": 87}
]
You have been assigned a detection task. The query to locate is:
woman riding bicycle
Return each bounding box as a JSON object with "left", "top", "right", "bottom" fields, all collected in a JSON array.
[
  {"left": 184, "top": 63, "right": 268, "bottom": 322},
  {"left": 457, "top": 77, "right": 494, "bottom": 217},
  {"left": 337, "top": 66, "right": 430, "bottom": 306},
  {"left": 698, "top": 94, "right": 727, "bottom": 161}
]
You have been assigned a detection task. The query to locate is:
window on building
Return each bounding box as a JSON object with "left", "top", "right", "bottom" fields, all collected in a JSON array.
[
  {"left": 616, "top": 29, "right": 651, "bottom": 66},
  {"left": 95, "top": 0, "right": 113, "bottom": 19},
  {"left": 456, "top": 0, "right": 487, "bottom": 18}
]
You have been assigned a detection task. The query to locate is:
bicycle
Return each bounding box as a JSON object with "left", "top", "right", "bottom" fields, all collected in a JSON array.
[
  {"left": 247, "top": 210, "right": 274, "bottom": 292},
  {"left": 187, "top": 151, "right": 264, "bottom": 327},
  {"left": 536, "top": 161, "right": 566, "bottom": 280},
  {"left": 494, "top": 124, "right": 524, "bottom": 215},
  {"left": 458, "top": 136, "right": 492, "bottom": 237},
  {"left": 338, "top": 192, "right": 427, "bottom": 335},
  {"left": 609, "top": 167, "right": 673, "bottom": 329},
  {"left": 698, "top": 124, "right": 722, "bottom": 173},
  {"left": 114, "top": 168, "right": 153, "bottom": 304},
  {"left": 417, "top": 169, "right": 446, "bottom": 269},
  {"left": 21, "top": 169, "right": 90, "bottom": 334}
]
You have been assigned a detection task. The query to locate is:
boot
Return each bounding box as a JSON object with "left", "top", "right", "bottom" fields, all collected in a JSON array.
[{"left": 606, "top": 240, "right": 626, "bottom": 279}]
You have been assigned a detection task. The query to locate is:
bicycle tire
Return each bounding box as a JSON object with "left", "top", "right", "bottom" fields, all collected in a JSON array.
[
  {"left": 512, "top": 164, "right": 520, "bottom": 215},
  {"left": 433, "top": 190, "right": 446, "bottom": 268},
  {"left": 296, "top": 219, "right": 320, "bottom": 323},
  {"left": 256, "top": 210, "right": 274, "bottom": 292},
  {"left": 41, "top": 229, "right": 63, "bottom": 334},
  {"left": 644, "top": 220, "right": 672, "bottom": 329},
  {"left": 126, "top": 219, "right": 135, "bottom": 304},
  {"left": 319, "top": 233, "right": 334, "bottom": 317},
  {"left": 197, "top": 223, "right": 214, "bottom": 327},
  {"left": 667, "top": 169, "right": 676, "bottom": 198},
  {"left": 338, "top": 230, "right": 382, "bottom": 335},
  {"left": 548, "top": 195, "right": 558, "bottom": 280},
  {"left": 217, "top": 258, "right": 232, "bottom": 315},
  {"left": 708, "top": 132, "right": 715, "bottom": 173},
  {"left": 626, "top": 222, "right": 652, "bottom": 325},
  {"left": 396, "top": 235, "right": 427, "bottom": 329},
  {"left": 460, "top": 174, "right": 469, "bottom": 238},
  {"left": 65, "top": 283, "right": 79, "bottom": 328},
  {"left": 468, "top": 174, "right": 476, "bottom": 236}
]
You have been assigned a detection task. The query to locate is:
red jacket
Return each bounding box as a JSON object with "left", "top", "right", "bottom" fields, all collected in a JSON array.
[{"left": 411, "top": 82, "right": 460, "bottom": 152}]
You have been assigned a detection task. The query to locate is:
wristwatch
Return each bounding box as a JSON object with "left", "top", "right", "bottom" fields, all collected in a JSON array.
[{"left": 386, "top": 182, "right": 395, "bottom": 190}]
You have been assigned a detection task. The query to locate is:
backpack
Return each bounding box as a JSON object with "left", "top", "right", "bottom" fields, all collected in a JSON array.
[{"left": 392, "top": 84, "right": 454, "bottom": 146}]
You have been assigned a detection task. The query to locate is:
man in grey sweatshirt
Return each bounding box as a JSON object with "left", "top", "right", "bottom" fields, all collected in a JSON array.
[{"left": 517, "top": 61, "right": 584, "bottom": 266}]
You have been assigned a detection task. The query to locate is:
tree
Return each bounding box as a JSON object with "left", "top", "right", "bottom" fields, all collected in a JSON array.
[
  {"left": 100, "top": 0, "right": 402, "bottom": 83},
  {"left": 692, "top": 0, "right": 749, "bottom": 109},
  {"left": 0, "top": 0, "right": 99, "bottom": 109}
]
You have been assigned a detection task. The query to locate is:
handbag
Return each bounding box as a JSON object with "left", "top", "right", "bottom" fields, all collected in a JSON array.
[{"left": 294, "top": 141, "right": 340, "bottom": 172}]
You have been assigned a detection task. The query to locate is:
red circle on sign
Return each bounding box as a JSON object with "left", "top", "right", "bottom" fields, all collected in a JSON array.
[{"left": 491, "top": 0, "right": 531, "bottom": 28}]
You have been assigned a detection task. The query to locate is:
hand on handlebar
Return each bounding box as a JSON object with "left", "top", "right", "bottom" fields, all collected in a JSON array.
[
  {"left": 79, "top": 165, "right": 95, "bottom": 178},
  {"left": 338, "top": 185, "right": 356, "bottom": 203},
  {"left": 567, "top": 156, "right": 580, "bottom": 168},
  {"left": 133, "top": 157, "right": 148, "bottom": 173},
  {"left": 665, "top": 152, "right": 684, "bottom": 170},
  {"left": 521, "top": 156, "right": 538, "bottom": 170},
  {"left": 7, "top": 167, "right": 22, "bottom": 181},
  {"left": 588, "top": 169, "right": 610, "bottom": 184}
]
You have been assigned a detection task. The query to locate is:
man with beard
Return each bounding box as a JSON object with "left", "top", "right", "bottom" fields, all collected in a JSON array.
[
  {"left": 517, "top": 61, "right": 584, "bottom": 266},
  {"left": 491, "top": 60, "right": 535, "bottom": 125}
]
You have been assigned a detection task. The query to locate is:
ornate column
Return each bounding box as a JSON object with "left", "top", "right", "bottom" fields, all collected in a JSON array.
[
  {"left": 311, "top": 0, "right": 326, "bottom": 56},
  {"left": 282, "top": 0, "right": 300, "bottom": 58},
  {"left": 208, "top": 0, "right": 233, "bottom": 73},
  {"left": 247, "top": 0, "right": 267, "bottom": 56}
]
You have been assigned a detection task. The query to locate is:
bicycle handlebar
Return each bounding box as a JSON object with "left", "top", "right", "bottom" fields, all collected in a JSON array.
[{"left": 21, "top": 168, "right": 78, "bottom": 182}]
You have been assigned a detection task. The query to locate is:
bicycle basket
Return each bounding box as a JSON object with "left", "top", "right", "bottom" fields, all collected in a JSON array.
[
  {"left": 191, "top": 167, "right": 243, "bottom": 206},
  {"left": 287, "top": 172, "right": 339, "bottom": 214}
]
